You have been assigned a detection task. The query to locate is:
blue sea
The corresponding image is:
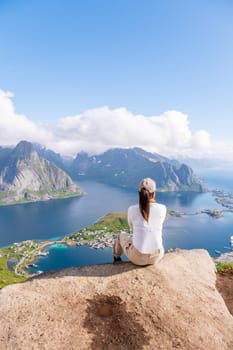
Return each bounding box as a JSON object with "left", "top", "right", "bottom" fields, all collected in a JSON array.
[{"left": 0, "top": 168, "right": 233, "bottom": 273}]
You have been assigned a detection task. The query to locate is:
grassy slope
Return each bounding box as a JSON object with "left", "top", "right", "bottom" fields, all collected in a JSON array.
[
  {"left": 0, "top": 189, "right": 83, "bottom": 206},
  {"left": 216, "top": 262, "right": 233, "bottom": 272},
  {"left": 83, "top": 212, "right": 128, "bottom": 232},
  {"left": 65, "top": 212, "right": 129, "bottom": 243},
  {"left": 0, "top": 246, "right": 27, "bottom": 288}
]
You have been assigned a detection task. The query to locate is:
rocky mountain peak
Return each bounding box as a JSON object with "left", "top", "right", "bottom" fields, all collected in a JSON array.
[
  {"left": 12, "top": 140, "right": 38, "bottom": 161},
  {"left": 0, "top": 141, "right": 83, "bottom": 204}
]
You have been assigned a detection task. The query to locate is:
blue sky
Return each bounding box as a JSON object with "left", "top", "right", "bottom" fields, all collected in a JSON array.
[{"left": 0, "top": 0, "right": 233, "bottom": 158}]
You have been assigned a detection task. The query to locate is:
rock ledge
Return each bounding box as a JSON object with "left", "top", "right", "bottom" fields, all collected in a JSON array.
[{"left": 0, "top": 249, "right": 233, "bottom": 350}]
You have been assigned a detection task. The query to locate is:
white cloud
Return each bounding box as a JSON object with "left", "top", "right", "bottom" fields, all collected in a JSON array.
[
  {"left": 52, "top": 107, "right": 204, "bottom": 157},
  {"left": 0, "top": 90, "right": 53, "bottom": 146},
  {"left": 0, "top": 88, "right": 232, "bottom": 160}
]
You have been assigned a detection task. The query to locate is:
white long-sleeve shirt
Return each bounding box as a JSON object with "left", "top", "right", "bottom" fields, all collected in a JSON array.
[{"left": 128, "top": 202, "right": 167, "bottom": 254}]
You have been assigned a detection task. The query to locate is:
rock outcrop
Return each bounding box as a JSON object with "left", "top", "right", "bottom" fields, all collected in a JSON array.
[
  {"left": 71, "top": 147, "right": 203, "bottom": 191},
  {"left": 0, "top": 141, "right": 83, "bottom": 204},
  {"left": 0, "top": 249, "right": 232, "bottom": 350}
]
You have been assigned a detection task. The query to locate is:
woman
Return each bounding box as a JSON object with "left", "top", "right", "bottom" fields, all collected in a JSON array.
[{"left": 113, "top": 177, "right": 167, "bottom": 266}]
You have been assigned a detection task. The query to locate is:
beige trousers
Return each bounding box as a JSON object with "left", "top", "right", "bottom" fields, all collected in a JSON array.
[{"left": 113, "top": 232, "right": 164, "bottom": 266}]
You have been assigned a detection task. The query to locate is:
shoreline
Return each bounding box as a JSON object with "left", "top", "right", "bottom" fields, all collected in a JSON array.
[
  {"left": 0, "top": 191, "right": 84, "bottom": 207},
  {"left": 1, "top": 235, "right": 233, "bottom": 288}
]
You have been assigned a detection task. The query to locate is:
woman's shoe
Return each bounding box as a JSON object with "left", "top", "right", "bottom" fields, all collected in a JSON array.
[{"left": 113, "top": 256, "right": 122, "bottom": 264}]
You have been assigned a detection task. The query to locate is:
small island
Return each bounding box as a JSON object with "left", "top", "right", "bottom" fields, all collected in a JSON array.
[
  {"left": 212, "top": 189, "right": 233, "bottom": 211},
  {"left": 168, "top": 210, "right": 184, "bottom": 217},
  {"left": 201, "top": 209, "right": 224, "bottom": 218}
]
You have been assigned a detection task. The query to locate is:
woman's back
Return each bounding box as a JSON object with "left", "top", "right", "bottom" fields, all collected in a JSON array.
[
  {"left": 113, "top": 177, "right": 166, "bottom": 266},
  {"left": 128, "top": 202, "right": 166, "bottom": 253}
]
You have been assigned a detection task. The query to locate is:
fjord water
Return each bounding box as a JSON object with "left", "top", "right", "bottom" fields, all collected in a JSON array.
[
  {"left": 1, "top": 173, "right": 233, "bottom": 273},
  {"left": 0, "top": 181, "right": 216, "bottom": 247},
  {"left": 0, "top": 181, "right": 137, "bottom": 247},
  {"left": 197, "top": 168, "right": 233, "bottom": 193}
]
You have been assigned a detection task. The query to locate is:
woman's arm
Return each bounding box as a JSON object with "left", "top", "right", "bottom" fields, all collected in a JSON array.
[{"left": 127, "top": 206, "right": 133, "bottom": 232}]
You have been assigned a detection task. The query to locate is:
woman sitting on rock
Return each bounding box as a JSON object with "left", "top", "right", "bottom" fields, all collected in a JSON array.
[{"left": 113, "top": 177, "right": 167, "bottom": 266}]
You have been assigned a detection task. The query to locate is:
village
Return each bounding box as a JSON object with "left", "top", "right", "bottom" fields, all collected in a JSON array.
[
  {"left": 0, "top": 239, "right": 52, "bottom": 287},
  {"left": 64, "top": 227, "right": 128, "bottom": 249}
]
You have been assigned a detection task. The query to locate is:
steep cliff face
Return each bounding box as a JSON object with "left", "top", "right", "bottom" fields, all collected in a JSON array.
[
  {"left": 71, "top": 147, "right": 203, "bottom": 191},
  {"left": 33, "top": 143, "right": 67, "bottom": 172},
  {"left": 0, "top": 141, "right": 82, "bottom": 204},
  {"left": 0, "top": 146, "right": 12, "bottom": 170},
  {"left": 0, "top": 250, "right": 232, "bottom": 350}
]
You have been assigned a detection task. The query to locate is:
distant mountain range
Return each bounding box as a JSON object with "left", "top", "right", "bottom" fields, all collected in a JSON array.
[
  {"left": 70, "top": 147, "right": 203, "bottom": 191},
  {"left": 0, "top": 142, "right": 203, "bottom": 205},
  {"left": 0, "top": 141, "right": 83, "bottom": 205}
]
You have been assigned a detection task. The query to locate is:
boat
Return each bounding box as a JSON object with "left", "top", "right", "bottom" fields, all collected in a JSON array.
[
  {"left": 36, "top": 270, "right": 44, "bottom": 275},
  {"left": 36, "top": 251, "right": 49, "bottom": 256},
  {"left": 229, "top": 236, "right": 233, "bottom": 250},
  {"left": 28, "top": 263, "right": 38, "bottom": 268},
  {"left": 214, "top": 250, "right": 221, "bottom": 255}
]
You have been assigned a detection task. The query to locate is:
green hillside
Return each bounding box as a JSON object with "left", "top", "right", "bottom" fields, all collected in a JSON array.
[{"left": 65, "top": 212, "right": 129, "bottom": 244}]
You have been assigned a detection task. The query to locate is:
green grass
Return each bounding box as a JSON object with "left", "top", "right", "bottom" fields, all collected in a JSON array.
[
  {"left": 79, "top": 212, "right": 128, "bottom": 233},
  {"left": 0, "top": 247, "right": 27, "bottom": 288},
  {"left": 0, "top": 188, "right": 82, "bottom": 206},
  {"left": 0, "top": 191, "right": 17, "bottom": 204},
  {"left": 0, "top": 241, "right": 43, "bottom": 288},
  {"left": 216, "top": 262, "right": 233, "bottom": 273},
  {"left": 89, "top": 212, "right": 128, "bottom": 232},
  {"left": 65, "top": 212, "right": 129, "bottom": 243}
]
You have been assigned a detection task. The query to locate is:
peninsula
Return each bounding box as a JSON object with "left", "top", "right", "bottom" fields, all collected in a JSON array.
[{"left": 0, "top": 212, "right": 129, "bottom": 288}]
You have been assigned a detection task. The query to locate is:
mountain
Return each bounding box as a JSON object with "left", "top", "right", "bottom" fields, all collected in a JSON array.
[
  {"left": 0, "top": 250, "right": 232, "bottom": 349},
  {"left": 0, "top": 146, "right": 12, "bottom": 169},
  {"left": 33, "top": 143, "right": 66, "bottom": 171},
  {"left": 71, "top": 147, "right": 203, "bottom": 191},
  {"left": 0, "top": 141, "right": 83, "bottom": 205},
  {"left": 0, "top": 143, "right": 203, "bottom": 193}
]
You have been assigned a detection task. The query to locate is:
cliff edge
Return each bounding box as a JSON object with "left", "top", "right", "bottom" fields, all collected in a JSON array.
[{"left": 0, "top": 250, "right": 232, "bottom": 350}]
